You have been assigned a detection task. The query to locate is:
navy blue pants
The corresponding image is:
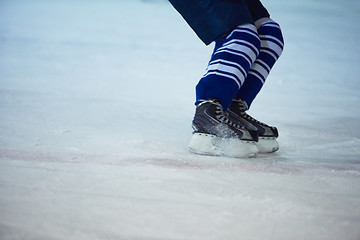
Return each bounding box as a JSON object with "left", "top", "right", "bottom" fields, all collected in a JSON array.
[{"left": 168, "top": 0, "right": 269, "bottom": 45}]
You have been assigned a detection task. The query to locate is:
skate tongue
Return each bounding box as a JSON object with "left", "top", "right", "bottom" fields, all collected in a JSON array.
[
  {"left": 198, "top": 99, "right": 222, "bottom": 106},
  {"left": 205, "top": 98, "right": 221, "bottom": 103}
]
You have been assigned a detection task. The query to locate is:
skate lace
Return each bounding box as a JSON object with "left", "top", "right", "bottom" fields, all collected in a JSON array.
[
  {"left": 241, "top": 111, "right": 269, "bottom": 127},
  {"left": 215, "top": 104, "right": 244, "bottom": 129},
  {"left": 234, "top": 99, "right": 270, "bottom": 128}
]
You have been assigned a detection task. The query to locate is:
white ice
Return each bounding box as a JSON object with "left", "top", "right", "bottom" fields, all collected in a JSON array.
[{"left": 0, "top": 0, "right": 360, "bottom": 239}]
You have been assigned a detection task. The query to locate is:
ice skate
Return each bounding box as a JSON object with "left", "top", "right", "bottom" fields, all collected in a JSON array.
[
  {"left": 228, "top": 97, "right": 279, "bottom": 153},
  {"left": 189, "top": 99, "right": 259, "bottom": 158}
]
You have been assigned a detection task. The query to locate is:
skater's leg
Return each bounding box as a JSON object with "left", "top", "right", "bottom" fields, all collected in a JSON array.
[
  {"left": 196, "top": 23, "right": 261, "bottom": 110},
  {"left": 236, "top": 18, "right": 284, "bottom": 108},
  {"left": 228, "top": 18, "right": 284, "bottom": 153},
  {"left": 189, "top": 23, "right": 262, "bottom": 158}
]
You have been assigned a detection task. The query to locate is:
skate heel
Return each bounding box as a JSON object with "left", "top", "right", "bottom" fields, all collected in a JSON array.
[{"left": 189, "top": 133, "right": 259, "bottom": 158}]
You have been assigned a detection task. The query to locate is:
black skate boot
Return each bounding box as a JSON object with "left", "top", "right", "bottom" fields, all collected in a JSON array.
[
  {"left": 189, "top": 99, "right": 259, "bottom": 158},
  {"left": 227, "top": 97, "right": 279, "bottom": 153}
]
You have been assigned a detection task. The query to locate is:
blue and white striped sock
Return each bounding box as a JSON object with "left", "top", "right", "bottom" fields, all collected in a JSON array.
[
  {"left": 196, "top": 24, "right": 261, "bottom": 110},
  {"left": 237, "top": 18, "right": 284, "bottom": 109}
]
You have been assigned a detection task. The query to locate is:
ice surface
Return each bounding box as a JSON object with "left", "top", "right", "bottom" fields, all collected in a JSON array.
[{"left": 0, "top": 0, "right": 360, "bottom": 239}]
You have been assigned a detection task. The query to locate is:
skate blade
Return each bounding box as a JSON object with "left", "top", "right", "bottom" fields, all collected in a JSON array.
[
  {"left": 188, "top": 133, "right": 259, "bottom": 158},
  {"left": 257, "top": 137, "right": 279, "bottom": 153}
]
